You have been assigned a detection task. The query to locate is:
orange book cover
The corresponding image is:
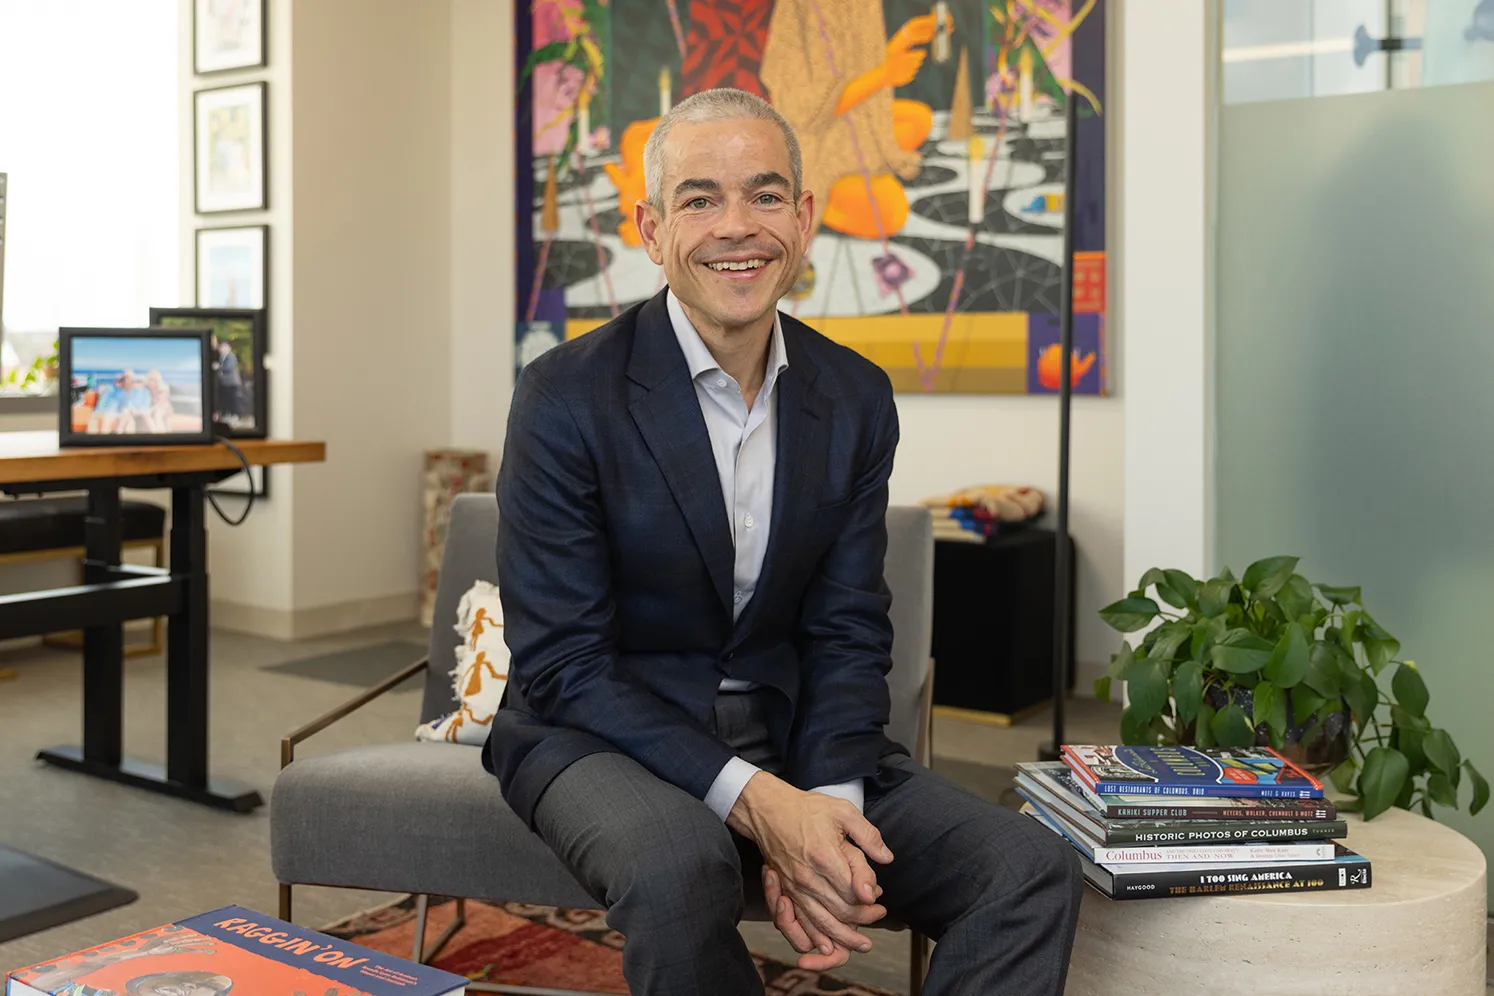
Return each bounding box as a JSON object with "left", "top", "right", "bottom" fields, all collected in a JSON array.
[{"left": 7, "top": 907, "right": 465, "bottom": 996}]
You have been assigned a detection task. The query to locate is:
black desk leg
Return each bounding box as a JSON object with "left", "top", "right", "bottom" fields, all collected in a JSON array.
[
  {"left": 167, "top": 482, "right": 210, "bottom": 787},
  {"left": 82, "top": 486, "right": 124, "bottom": 766}
]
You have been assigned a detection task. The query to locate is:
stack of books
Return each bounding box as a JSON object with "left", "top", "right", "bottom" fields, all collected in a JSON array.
[{"left": 1017, "top": 745, "right": 1373, "bottom": 901}]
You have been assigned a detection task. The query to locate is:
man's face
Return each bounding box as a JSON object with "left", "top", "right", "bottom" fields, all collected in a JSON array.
[
  {"left": 636, "top": 117, "right": 813, "bottom": 336},
  {"left": 144, "top": 983, "right": 219, "bottom": 996}
]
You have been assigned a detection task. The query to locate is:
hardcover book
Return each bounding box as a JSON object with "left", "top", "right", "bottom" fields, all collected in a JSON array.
[
  {"left": 1062, "top": 745, "right": 1325, "bottom": 800},
  {"left": 1017, "top": 790, "right": 1338, "bottom": 863},
  {"left": 6, "top": 906, "right": 467, "bottom": 996},
  {"left": 1016, "top": 762, "right": 1346, "bottom": 842},
  {"left": 1023, "top": 804, "right": 1372, "bottom": 901}
]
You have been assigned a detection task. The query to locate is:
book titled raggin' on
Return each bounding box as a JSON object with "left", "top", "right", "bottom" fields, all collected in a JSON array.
[
  {"left": 6, "top": 906, "right": 467, "bottom": 996},
  {"left": 1062, "top": 745, "right": 1325, "bottom": 799}
]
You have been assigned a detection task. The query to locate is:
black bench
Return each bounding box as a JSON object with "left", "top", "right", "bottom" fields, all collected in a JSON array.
[{"left": 0, "top": 496, "right": 167, "bottom": 656}]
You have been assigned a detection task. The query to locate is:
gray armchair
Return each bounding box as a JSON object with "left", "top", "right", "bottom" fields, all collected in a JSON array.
[{"left": 272, "top": 493, "right": 935, "bottom": 995}]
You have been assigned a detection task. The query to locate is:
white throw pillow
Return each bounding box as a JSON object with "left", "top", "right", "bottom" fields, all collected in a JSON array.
[{"left": 415, "top": 579, "right": 509, "bottom": 745}]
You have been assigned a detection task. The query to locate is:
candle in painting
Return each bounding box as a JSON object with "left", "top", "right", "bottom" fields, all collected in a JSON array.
[
  {"left": 576, "top": 88, "right": 591, "bottom": 154},
  {"left": 967, "top": 135, "right": 985, "bottom": 225},
  {"left": 932, "top": 1, "right": 951, "bottom": 64},
  {"left": 1018, "top": 45, "right": 1035, "bottom": 123},
  {"left": 659, "top": 67, "right": 672, "bottom": 118}
]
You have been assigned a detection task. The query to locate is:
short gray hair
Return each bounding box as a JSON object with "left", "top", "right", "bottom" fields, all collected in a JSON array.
[{"left": 642, "top": 88, "right": 802, "bottom": 214}]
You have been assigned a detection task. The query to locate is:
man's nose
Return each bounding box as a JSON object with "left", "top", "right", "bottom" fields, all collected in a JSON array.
[{"left": 711, "top": 196, "right": 759, "bottom": 239}]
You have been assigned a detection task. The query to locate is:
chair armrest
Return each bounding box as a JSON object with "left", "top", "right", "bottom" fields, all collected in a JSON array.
[
  {"left": 280, "top": 656, "right": 430, "bottom": 769},
  {"left": 915, "top": 657, "right": 936, "bottom": 768}
]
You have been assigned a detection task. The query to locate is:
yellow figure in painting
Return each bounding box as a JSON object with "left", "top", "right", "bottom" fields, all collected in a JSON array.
[{"left": 759, "top": 2, "right": 941, "bottom": 244}]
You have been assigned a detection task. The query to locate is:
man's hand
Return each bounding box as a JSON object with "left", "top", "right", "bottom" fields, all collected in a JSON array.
[
  {"left": 727, "top": 772, "right": 893, "bottom": 958},
  {"left": 763, "top": 844, "right": 885, "bottom": 971}
]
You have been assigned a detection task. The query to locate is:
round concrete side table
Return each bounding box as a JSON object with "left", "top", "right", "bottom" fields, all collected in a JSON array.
[{"left": 1065, "top": 806, "right": 1488, "bottom": 995}]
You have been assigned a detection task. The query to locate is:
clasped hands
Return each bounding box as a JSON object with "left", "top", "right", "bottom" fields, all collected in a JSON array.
[{"left": 726, "top": 771, "right": 894, "bottom": 971}]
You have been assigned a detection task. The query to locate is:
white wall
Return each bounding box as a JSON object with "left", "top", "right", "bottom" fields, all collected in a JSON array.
[{"left": 288, "top": 0, "right": 454, "bottom": 622}]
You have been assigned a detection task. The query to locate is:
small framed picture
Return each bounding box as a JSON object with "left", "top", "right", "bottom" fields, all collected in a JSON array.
[
  {"left": 194, "top": 82, "right": 267, "bottom": 213},
  {"left": 196, "top": 225, "right": 267, "bottom": 309},
  {"left": 210, "top": 465, "right": 270, "bottom": 499},
  {"left": 59, "top": 328, "right": 215, "bottom": 447},
  {"left": 194, "top": 0, "right": 266, "bottom": 75},
  {"left": 150, "top": 307, "right": 267, "bottom": 438}
]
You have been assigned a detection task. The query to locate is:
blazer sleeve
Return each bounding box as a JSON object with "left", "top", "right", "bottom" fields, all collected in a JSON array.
[
  {"left": 496, "top": 365, "right": 736, "bottom": 801},
  {"left": 784, "top": 381, "right": 899, "bottom": 790}
]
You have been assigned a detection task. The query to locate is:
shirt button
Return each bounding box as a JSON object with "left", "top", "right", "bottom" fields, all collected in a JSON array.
[
  {"left": 744, "top": 513, "right": 755, "bottom": 528},
  {"left": 733, "top": 590, "right": 744, "bottom": 604},
  {"left": 716, "top": 377, "right": 727, "bottom": 388}
]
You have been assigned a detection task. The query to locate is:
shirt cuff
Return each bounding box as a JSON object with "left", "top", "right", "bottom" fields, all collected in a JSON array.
[
  {"left": 704, "top": 756, "right": 761, "bottom": 821},
  {"left": 809, "top": 779, "right": 865, "bottom": 813}
]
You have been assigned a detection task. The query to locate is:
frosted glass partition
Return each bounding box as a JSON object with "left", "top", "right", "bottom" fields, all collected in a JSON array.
[{"left": 1214, "top": 81, "right": 1494, "bottom": 898}]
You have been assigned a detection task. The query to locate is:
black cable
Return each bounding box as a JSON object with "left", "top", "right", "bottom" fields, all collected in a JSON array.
[{"left": 206, "top": 436, "right": 256, "bottom": 526}]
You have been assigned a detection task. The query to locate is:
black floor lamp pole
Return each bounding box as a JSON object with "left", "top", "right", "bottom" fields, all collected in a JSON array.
[{"left": 1040, "top": 94, "right": 1080, "bottom": 763}]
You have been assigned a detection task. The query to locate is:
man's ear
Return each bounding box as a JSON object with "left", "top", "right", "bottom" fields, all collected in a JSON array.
[
  {"left": 796, "top": 189, "right": 815, "bottom": 245},
  {"left": 636, "top": 201, "right": 665, "bottom": 265}
]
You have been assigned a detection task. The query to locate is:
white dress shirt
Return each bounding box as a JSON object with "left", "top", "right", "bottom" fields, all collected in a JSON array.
[{"left": 665, "top": 291, "right": 865, "bottom": 821}]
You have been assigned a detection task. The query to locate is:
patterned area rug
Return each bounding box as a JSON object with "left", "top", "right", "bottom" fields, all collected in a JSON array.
[{"left": 324, "top": 895, "right": 898, "bottom": 995}]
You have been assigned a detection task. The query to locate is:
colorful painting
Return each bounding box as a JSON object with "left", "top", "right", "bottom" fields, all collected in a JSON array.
[{"left": 515, "top": 0, "right": 1106, "bottom": 394}]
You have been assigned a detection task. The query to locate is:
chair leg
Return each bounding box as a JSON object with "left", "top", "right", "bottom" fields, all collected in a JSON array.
[
  {"left": 413, "top": 897, "right": 467, "bottom": 964},
  {"left": 411, "top": 895, "right": 430, "bottom": 964},
  {"left": 279, "top": 884, "right": 292, "bottom": 922},
  {"left": 909, "top": 929, "right": 930, "bottom": 996}
]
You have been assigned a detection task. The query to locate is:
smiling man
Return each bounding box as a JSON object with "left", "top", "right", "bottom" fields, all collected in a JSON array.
[{"left": 487, "top": 88, "right": 1081, "bottom": 996}]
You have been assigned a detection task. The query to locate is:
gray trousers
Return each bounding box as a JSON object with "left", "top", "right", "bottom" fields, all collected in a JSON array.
[{"left": 531, "top": 689, "right": 1083, "bottom": 995}]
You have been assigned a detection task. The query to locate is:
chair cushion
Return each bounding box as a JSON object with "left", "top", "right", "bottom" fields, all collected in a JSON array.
[
  {"left": 0, "top": 497, "right": 165, "bottom": 554},
  {"left": 272, "top": 741, "right": 908, "bottom": 930}
]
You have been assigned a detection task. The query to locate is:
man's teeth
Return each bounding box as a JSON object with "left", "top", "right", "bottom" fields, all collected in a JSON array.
[{"left": 707, "top": 260, "right": 766, "bottom": 271}]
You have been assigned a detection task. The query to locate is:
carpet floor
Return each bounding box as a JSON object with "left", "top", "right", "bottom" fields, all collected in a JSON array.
[{"left": 325, "top": 896, "right": 900, "bottom": 996}]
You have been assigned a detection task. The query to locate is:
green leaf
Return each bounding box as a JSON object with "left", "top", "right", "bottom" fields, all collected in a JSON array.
[
  {"left": 1390, "top": 705, "right": 1431, "bottom": 732},
  {"left": 1422, "top": 728, "right": 1460, "bottom": 775},
  {"left": 1252, "top": 680, "right": 1288, "bottom": 743},
  {"left": 1120, "top": 706, "right": 1156, "bottom": 746},
  {"left": 1364, "top": 637, "right": 1401, "bottom": 674},
  {"left": 1329, "top": 755, "right": 1359, "bottom": 795},
  {"left": 1262, "top": 622, "right": 1310, "bottom": 688},
  {"left": 1093, "top": 675, "right": 1112, "bottom": 702},
  {"left": 1428, "top": 772, "right": 1458, "bottom": 808},
  {"left": 1242, "top": 556, "right": 1299, "bottom": 599},
  {"left": 1148, "top": 622, "right": 1192, "bottom": 663},
  {"left": 1198, "top": 579, "right": 1233, "bottom": 618},
  {"left": 1289, "top": 687, "right": 1327, "bottom": 727},
  {"left": 1358, "top": 613, "right": 1393, "bottom": 641},
  {"left": 1391, "top": 661, "right": 1429, "bottom": 716},
  {"left": 1172, "top": 661, "right": 1204, "bottom": 728},
  {"left": 1194, "top": 700, "right": 1217, "bottom": 749},
  {"left": 1158, "top": 569, "right": 1199, "bottom": 610},
  {"left": 1339, "top": 609, "right": 1360, "bottom": 651},
  {"left": 1137, "top": 567, "right": 1166, "bottom": 592},
  {"left": 1276, "top": 574, "right": 1317, "bottom": 622},
  {"left": 1211, "top": 703, "right": 1257, "bottom": 748},
  {"left": 1395, "top": 726, "right": 1428, "bottom": 775},
  {"left": 1190, "top": 616, "right": 1226, "bottom": 659},
  {"left": 1211, "top": 638, "right": 1272, "bottom": 674},
  {"left": 1360, "top": 747, "right": 1411, "bottom": 820},
  {"left": 1344, "top": 668, "right": 1379, "bottom": 729},
  {"left": 1463, "top": 761, "right": 1489, "bottom": 815},
  {"left": 1125, "top": 659, "right": 1171, "bottom": 720},
  {"left": 1106, "top": 643, "right": 1136, "bottom": 680},
  {"left": 1318, "top": 584, "right": 1362, "bottom": 606},
  {"left": 1419, "top": 794, "right": 1433, "bottom": 817},
  {"left": 1099, "top": 597, "right": 1161, "bottom": 633},
  {"left": 1302, "top": 642, "right": 1346, "bottom": 698}
]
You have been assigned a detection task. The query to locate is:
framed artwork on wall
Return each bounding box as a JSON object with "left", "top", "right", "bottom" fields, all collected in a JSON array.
[
  {"left": 196, "top": 225, "right": 267, "bottom": 309},
  {"left": 512, "top": 0, "right": 1109, "bottom": 395},
  {"left": 150, "top": 307, "right": 268, "bottom": 438},
  {"left": 194, "top": 0, "right": 266, "bottom": 75},
  {"left": 194, "top": 81, "right": 267, "bottom": 213}
]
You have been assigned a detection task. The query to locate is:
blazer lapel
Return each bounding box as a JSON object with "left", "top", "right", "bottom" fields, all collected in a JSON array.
[
  {"left": 729, "top": 327, "right": 830, "bottom": 644},
  {"left": 627, "top": 292, "right": 736, "bottom": 615}
]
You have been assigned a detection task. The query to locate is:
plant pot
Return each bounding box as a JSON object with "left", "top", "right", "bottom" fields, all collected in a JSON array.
[{"left": 1195, "top": 685, "right": 1353, "bottom": 774}]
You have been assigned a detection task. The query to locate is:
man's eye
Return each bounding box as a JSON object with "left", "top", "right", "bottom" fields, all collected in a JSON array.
[
  {"left": 756, "top": 193, "right": 781, "bottom": 205},
  {"left": 686, "top": 197, "right": 709, "bottom": 210}
]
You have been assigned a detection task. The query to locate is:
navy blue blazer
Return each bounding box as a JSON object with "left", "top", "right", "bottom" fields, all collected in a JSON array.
[{"left": 484, "top": 289, "right": 911, "bottom": 829}]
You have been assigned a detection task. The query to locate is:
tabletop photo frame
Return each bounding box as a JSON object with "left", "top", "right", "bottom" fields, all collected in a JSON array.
[
  {"left": 194, "top": 81, "right": 267, "bottom": 213},
  {"left": 194, "top": 0, "right": 266, "bottom": 75},
  {"left": 196, "top": 225, "right": 267, "bottom": 309},
  {"left": 58, "top": 328, "right": 215, "bottom": 447},
  {"left": 150, "top": 307, "right": 267, "bottom": 439}
]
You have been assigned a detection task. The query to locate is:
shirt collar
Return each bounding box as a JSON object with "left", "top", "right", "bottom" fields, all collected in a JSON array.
[{"left": 666, "top": 288, "right": 788, "bottom": 391}]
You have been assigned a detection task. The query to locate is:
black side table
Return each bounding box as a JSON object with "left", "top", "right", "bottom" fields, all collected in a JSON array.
[{"left": 930, "top": 527, "right": 1076, "bottom": 724}]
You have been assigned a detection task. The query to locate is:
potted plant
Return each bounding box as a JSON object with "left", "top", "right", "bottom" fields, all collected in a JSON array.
[{"left": 1096, "top": 556, "right": 1488, "bottom": 821}]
